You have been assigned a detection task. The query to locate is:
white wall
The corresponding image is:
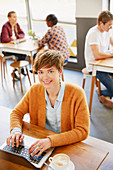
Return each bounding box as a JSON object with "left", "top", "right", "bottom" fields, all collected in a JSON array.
[{"left": 76, "top": 0, "right": 103, "bottom": 18}]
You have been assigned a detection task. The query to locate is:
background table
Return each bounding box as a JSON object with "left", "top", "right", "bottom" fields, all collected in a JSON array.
[
  {"left": 0, "top": 38, "right": 38, "bottom": 82},
  {"left": 89, "top": 57, "right": 113, "bottom": 114}
]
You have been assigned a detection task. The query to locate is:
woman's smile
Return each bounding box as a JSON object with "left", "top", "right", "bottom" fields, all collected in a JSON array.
[{"left": 43, "top": 80, "right": 52, "bottom": 85}]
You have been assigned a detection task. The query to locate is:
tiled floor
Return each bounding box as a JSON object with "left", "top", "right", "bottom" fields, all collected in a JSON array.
[{"left": 0, "top": 60, "right": 113, "bottom": 144}]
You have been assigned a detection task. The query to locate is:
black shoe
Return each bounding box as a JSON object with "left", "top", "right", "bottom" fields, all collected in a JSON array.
[
  {"left": 11, "top": 73, "right": 20, "bottom": 81},
  {"left": 29, "top": 69, "right": 37, "bottom": 74},
  {"left": 14, "top": 68, "right": 18, "bottom": 71},
  {"left": 21, "top": 69, "right": 26, "bottom": 76}
]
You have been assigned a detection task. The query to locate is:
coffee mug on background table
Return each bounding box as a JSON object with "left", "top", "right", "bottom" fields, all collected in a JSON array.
[{"left": 49, "top": 153, "right": 70, "bottom": 170}]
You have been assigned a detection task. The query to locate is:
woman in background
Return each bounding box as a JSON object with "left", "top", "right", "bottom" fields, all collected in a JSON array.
[{"left": 1, "top": 11, "right": 26, "bottom": 80}]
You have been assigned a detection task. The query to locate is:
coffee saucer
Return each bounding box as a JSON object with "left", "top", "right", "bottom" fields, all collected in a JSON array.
[{"left": 48, "top": 160, "right": 75, "bottom": 170}]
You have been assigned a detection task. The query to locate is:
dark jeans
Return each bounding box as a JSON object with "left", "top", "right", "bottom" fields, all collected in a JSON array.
[
  {"left": 96, "top": 71, "right": 113, "bottom": 98},
  {"left": 2, "top": 51, "right": 26, "bottom": 61}
]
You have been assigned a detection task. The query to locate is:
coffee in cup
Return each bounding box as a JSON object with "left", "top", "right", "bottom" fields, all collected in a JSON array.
[{"left": 49, "top": 153, "right": 70, "bottom": 170}]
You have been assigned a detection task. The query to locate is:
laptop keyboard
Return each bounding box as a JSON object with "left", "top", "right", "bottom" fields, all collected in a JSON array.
[{"left": 3, "top": 142, "right": 46, "bottom": 164}]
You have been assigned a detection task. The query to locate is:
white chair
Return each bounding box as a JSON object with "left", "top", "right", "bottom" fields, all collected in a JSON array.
[
  {"left": 0, "top": 54, "right": 16, "bottom": 84},
  {"left": 3, "top": 55, "right": 16, "bottom": 78},
  {"left": 82, "top": 67, "right": 101, "bottom": 97}
]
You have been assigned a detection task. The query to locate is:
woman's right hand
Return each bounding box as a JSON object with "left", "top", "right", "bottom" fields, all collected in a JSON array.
[
  {"left": 11, "top": 36, "right": 17, "bottom": 41},
  {"left": 7, "top": 132, "right": 24, "bottom": 147}
]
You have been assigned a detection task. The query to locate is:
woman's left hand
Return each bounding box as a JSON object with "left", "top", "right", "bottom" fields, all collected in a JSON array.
[{"left": 29, "top": 138, "right": 52, "bottom": 157}]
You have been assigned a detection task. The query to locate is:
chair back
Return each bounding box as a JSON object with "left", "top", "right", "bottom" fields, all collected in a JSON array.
[{"left": 82, "top": 67, "right": 90, "bottom": 75}]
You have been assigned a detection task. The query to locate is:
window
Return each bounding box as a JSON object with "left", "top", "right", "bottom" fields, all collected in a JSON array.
[
  {"left": 29, "top": 0, "right": 77, "bottom": 58},
  {"left": 0, "top": 0, "right": 77, "bottom": 60},
  {"left": 110, "top": 0, "right": 113, "bottom": 12},
  {"left": 0, "top": 0, "right": 28, "bottom": 34}
]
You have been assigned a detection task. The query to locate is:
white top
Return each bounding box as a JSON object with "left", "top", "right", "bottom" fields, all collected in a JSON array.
[
  {"left": 84, "top": 25, "right": 111, "bottom": 72},
  {"left": 45, "top": 81, "right": 65, "bottom": 133},
  {"left": 12, "top": 29, "right": 15, "bottom": 37}
]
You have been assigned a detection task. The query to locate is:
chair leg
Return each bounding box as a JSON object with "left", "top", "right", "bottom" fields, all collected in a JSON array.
[
  {"left": 5, "top": 59, "right": 7, "bottom": 72},
  {"left": 62, "top": 63, "right": 67, "bottom": 82},
  {"left": 26, "top": 67, "right": 31, "bottom": 86},
  {"left": 18, "top": 68, "right": 23, "bottom": 93},
  {"left": 62, "top": 68, "right": 64, "bottom": 81},
  {"left": 82, "top": 78, "right": 86, "bottom": 89},
  {"left": 82, "top": 73, "right": 86, "bottom": 89},
  {"left": 13, "top": 56, "right": 16, "bottom": 62},
  {"left": 3, "top": 60, "right": 6, "bottom": 79},
  {"left": 89, "top": 76, "right": 96, "bottom": 114},
  {"left": 62, "top": 73, "right": 64, "bottom": 81},
  {"left": 12, "top": 70, "right": 15, "bottom": 88},
  {"left": 111, "top": 76, "right": 113, "bottom": 80},
  {"left": 28, "top": 55, "right": 31, "bottom": 68},
  {"left": 97, "top": 80, "right": 101, "bottom": 97},
  {"left": 0, "top": 56, "right": 3, "bottom": 85},
  {"left": 95, "top": 78, "right": 101, "bottom": 96}
]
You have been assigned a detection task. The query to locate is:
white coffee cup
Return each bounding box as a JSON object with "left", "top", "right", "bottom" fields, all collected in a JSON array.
[{"left": 49, "top": 153, "right": 70, "bottom": 170}]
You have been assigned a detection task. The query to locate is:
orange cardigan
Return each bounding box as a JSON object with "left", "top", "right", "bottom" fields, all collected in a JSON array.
[{"left": 10, "top": 83, "right": 90, "bottom": 147}]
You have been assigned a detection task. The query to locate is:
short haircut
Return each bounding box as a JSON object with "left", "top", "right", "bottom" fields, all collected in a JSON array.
[
  {"left": 34, "top": 49, "right": 64, "bottom": 72},
  {"left": 46, "top": 14, "right": 58, "bottom": 25},
  {"left": 7, "top": 11, "right": 16, "bottom": 17},
  {"left": 97, "top": 11, "right": 113, "bottom": 25}
]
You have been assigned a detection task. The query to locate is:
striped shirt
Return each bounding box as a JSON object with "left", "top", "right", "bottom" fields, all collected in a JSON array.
[{"left": 38, "top": 25, "right": 70, "bottom": 60}]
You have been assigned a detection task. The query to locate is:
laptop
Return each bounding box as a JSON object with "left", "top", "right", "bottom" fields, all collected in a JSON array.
[
  {"left": 10, "top": 38, "right": 26, "bottom": 44},
  {"left": 0, "top": 135, "right": 54, "bottom": 169}
]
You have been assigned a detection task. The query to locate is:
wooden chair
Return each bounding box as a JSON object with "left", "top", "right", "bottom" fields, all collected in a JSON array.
[
  {"left": 10, "top": 61, "right": 31, "bottom": 93},
  {"left": 82, "top": 67, "right": 101, "bottom": 97},
  {"left": 0, "top": 54, "right": 3, "bottom": 84},
  {"left": 3, "top": 55, "right": 16, "bottom": 78},
  {"left": 0, "top": 54, "right": 16, "bottom": 85},
  {"left": 62, "top": 62, "right": 68, "bottom": 81}
]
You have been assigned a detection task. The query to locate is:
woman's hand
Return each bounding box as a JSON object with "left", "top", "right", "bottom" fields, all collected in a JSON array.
[
  {"left": 11, "top": 36, "right": 17, "bottom": 41},
  {"left": 7, "top": 132, "right": 24, "bottom": 147},
  {"left": 29, "top": 138, "right": 52, "bottom": 157}
]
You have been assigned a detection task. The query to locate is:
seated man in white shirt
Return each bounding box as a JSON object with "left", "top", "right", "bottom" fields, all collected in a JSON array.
[{"left": 84, "top": 10, "right": 113, "bottom": 108}]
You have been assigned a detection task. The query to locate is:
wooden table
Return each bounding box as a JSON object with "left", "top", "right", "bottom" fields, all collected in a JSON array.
[
  {"left": 0, "top": 38, "right": 38, "bottom": 83},
  {"left": 89, "top": 58, "right": 113, "bottom": 114},
  {"left": 0, "top": 105, "right": 113, "bottom": 170}
]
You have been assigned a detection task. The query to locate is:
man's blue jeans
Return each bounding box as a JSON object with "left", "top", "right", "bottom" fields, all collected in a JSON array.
[{"left": 96, "top": 71, "right": 113, "bottom": 98}]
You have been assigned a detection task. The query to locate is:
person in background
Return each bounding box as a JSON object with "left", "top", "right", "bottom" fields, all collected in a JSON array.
[
  {"left": 7, "top": 49, "right": 89, "bottom": 158},
  {"left": 1, "top": 11, "right": 26, "bottom": 80},
  {"left": 30, "top": 14, "right": 70, "bottom": 73},
  {"left": 85, "top": 10, "right": 113, "bottom": 109}
]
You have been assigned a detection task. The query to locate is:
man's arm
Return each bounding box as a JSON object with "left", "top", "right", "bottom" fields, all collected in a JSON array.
[
  {"left": 91, "top": 44, "right": 113, "bottom": 60},
  {"left": 38, "top": 30, "right": 51, "bottom": 50}
]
